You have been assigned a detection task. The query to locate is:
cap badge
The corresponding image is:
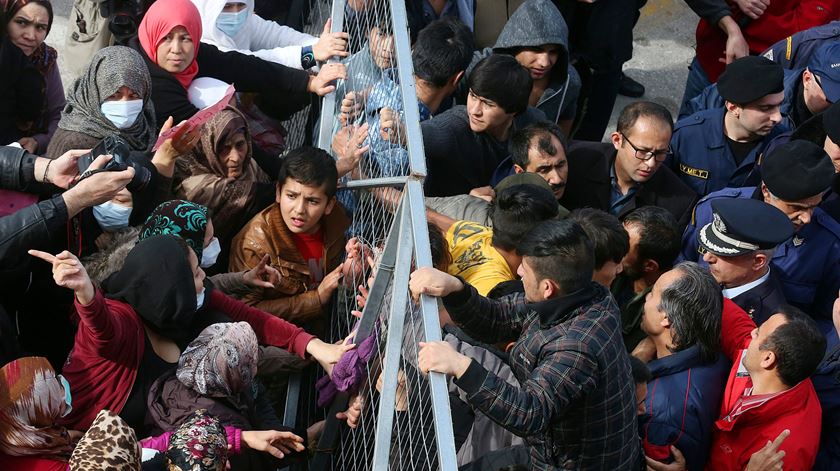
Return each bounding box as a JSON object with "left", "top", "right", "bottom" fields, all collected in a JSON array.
[{"left": 713, "top": 213, "right": 727, "bottom": 234}]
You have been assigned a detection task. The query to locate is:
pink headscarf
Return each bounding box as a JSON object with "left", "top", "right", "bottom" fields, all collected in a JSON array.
[{"left": 138, "top": 0, "right": 202, "bottom": 89}]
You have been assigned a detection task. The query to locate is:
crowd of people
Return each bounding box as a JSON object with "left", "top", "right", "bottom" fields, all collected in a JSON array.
[{"left": 1, "top": 0, "right": 840, "bottom": 468}]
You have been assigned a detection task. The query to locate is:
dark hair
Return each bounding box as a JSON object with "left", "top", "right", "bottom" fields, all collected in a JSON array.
[
  {"left": 761, "top": 305, "right": 827, "bottom": 386},
  {"left": 277, "top": 146, "right": 338, "bottom": 197},
  {"left": 368, "top": 3, "right": 393, "bottom": 36},
  {"left": 4, "top": 0, "right": 54, "bottom": 34},
  {"left": 467, "top": 55, "right": 532, "bottom": 115},
  {"left": 490, "top": 184, "right": 559, "bottom": 251},
  {"left": 510, "top": 121, "right": 568, "bottom": 169},
  {"left": 517, "top": 219, "right": 594, "bottom": 294},
  {"left": 623, "top": 206, "right": 681, "bottom": 273},
  {"left": 570, "top": 209, "right": 629, "bottom": 270},
  {"left": 413, "top": 18, "right": 474, "bottom": 88},
  {"left": 616, "top": 101, "right": 674, "bottom": 135},
  {"left": 428, "top": 225, "right": 451, "bottom": 270},
  {"left": 629, "top": 356, "right": 652, "bottom": 384},
  {"left": 658, "top": 262, "right": 722, "bottom": 363}
]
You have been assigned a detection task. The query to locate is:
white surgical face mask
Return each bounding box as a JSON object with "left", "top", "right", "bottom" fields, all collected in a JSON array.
[
  {"left": 201, "top": 237, "right": 221, "bottom": 268},
  {"left": 100, "top": 99, "right": 143, "bottom": 129},
  {"left": 93, "top": 201, "right": 132, "bottom": 231},
  {"left": 196, "top": 286, "right": 206, "bottom": 310},
  {"left": 216, "top": 9, "right": 248, "bottom": 37}
]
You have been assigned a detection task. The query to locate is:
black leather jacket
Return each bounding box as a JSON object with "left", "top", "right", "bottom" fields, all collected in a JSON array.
[{"left": 0, "top": 146, "right": 68, "bottom": 270}]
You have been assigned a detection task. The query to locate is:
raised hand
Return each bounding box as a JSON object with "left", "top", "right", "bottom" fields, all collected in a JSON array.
[
  {"left": 333, "top": 124, "right": 370, "bottom": 178},
  {"left": 336, "top": 394, "right": 364, "bottom": 429},
  {"left": 379, "top": 107, "right": 406, "bottom": 146},
  {"left": 745, "top": 429, "right": 789, "bottom": 471},
  {"left": 317, "top": 262, "right": 345, "bottom": 305},
  {"left": 28, "top": 250, "right": 95, "bottom": 305},
  {"left": 243, "top": 254, "right": 282, "bottom": 289},
  {"left": 313, "top": 18, "right": 350, "bottom": 61}
]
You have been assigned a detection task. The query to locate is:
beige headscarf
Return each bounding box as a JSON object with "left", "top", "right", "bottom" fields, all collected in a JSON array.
[{"left": 174, "top": 106, "right": 269, "bottom": 240}]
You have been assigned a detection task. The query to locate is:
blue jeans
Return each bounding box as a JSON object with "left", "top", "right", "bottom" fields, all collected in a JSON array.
[{"left": 678, "top": 56, "right": 712, "bottom": 118}]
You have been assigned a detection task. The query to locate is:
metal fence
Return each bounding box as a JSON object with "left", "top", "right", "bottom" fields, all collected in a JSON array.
[{"left": 278, "top": 0, "right": 459, "bottom": 469}]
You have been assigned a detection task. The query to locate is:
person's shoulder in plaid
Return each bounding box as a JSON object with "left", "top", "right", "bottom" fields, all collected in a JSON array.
[{"left": 411, "top": 219, "right": 641, "bottom": 470}]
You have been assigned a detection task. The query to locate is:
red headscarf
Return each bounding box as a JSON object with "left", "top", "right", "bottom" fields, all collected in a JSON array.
[{"left": 138, "top": 0, "right": 202, "bottom": 89}]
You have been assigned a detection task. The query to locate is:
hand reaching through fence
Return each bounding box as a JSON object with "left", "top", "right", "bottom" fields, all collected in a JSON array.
[{"left": 241, "top": 430, "right": 305, "bottom": 459}]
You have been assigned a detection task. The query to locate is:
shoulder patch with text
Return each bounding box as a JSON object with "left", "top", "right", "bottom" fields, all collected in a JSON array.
[{"left": 679, "top": 164, "right": 709, "bottom": 180}]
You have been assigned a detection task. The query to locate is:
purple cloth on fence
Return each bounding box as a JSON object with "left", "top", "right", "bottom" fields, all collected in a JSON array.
[{"left": 315, "top": 328, "right": 378, "bottom": 408}]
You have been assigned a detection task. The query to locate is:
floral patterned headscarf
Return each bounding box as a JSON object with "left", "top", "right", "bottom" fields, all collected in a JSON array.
[
  {"left": 140, "top": 200, "right": 209, "bottom": 261},
  {"left": 166, "top": 409, "right": 227, "bottom": 471},
  {"left": 0, "top": 357, "right": 73, "bottom": 459},
  {"left": 176, "top": 322, "right": 259, "bottom": 410},
  {"left": 69, "top": 409, "right": 139, "bottom": 471}
]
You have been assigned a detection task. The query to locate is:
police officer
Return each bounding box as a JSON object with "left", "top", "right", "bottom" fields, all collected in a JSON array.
[
  {"left": 682, "top": 140, "right": 840, "bottom": 330},
  {"left": 669, "top": 56, "right": 788, "bottom": 197},
  {"left": 681, "top": 42, "right": 840, "bottom": 128},
  {"left": 698, "top": 198, "right": 794, "bottom": 326}
]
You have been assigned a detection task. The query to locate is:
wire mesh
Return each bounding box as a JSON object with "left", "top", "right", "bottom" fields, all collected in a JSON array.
[{"left": 279, "top": 0, "right": 457, "bottom": 468}]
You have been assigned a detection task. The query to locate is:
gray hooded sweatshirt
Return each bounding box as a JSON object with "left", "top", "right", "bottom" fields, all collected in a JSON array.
[{"left": 467, "top": 0, "right": 580, "bottom": 123}]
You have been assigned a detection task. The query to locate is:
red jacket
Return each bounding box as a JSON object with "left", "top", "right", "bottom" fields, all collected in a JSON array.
[
  {"left": 705, "top": 300, "right": 822, "bottom": 470},
  {"left": 695, "top": 0, "right": 839, "bottom": 81},
  {"left": 58, "top": 289, "right": 314, "bottom": 430}
]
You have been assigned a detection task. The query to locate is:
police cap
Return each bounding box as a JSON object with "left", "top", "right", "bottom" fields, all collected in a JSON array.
[
  {"left": 718, "top": 56, "right": 784, "bottom": 105},
  {"left": 761, "top": 140, "right": 834, "bottom": 200},
  {"left": 808, "top": 42, "right": 840, "bottom": 104},
  {"left": 699, "top": 198, "right": 793, "bottom": 257},
  {"left": 823, "top": 100, "right": 840, "bottom": 146}
]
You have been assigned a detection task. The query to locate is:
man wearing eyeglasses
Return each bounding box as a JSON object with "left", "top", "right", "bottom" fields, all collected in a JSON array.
[
  {"left": 669, "top": 56, "right": 788, "bottom": 197},
  {"left": 558, "top": 101, "right": 698, "bottom": 229}
]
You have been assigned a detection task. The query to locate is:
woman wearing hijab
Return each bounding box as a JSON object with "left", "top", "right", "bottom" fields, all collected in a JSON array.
[
  {"left": 2, "top": 0, "right": 64, "bottom": 154},
  {"left": 165, "top": 410, "right": 228, "bottom": 471},
  {"left": 174, "top": 107, "right": 274, "bottom": 242},
  {"left": 0, "top": 356, "right": 76, "bottom": 471},
  {"left": 28, "top": 235, "right": 351, "bottom": 435},
  {"left": 148, "top": 323, "right": 305, "bottom": 470},
  {"left": 0, "top": 5, "right": 43, "bottom": 150},
  {"left": 130, "top": 0, "right": 347, "bottom": 128},
  {"left": 46, "top": 45, "right": 156, "bottom": 158},
  {"left": 83, "top": 200, "right": 283, "bottom": 297},
  {"left": 190, "top": 0, "right": 347, "bottom": 69},
  {"left": 68, "top": 410, "right": 139, "bottom": 471}
]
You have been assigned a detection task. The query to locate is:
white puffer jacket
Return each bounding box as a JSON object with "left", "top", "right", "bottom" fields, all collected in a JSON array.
[{"left": 190, "top": 0, "right": 318, "bottom": 69}]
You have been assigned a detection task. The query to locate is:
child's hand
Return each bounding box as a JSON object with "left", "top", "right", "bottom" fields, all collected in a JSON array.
[{"left": 317, "top": 262, "right": 344, "bottom": 305}]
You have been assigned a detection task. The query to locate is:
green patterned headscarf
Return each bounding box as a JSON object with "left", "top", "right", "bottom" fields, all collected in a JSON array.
[{"left": 140, "top": 200, "right": 208, "bottom": 260}]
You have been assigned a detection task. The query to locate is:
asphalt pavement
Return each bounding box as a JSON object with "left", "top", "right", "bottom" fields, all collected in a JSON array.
[{"left": 46, "top": 0, "right": 699, "bottom": 142}]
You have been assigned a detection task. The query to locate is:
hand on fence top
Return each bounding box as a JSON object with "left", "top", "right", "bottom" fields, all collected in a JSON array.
[
  {"left": 409, "top": 267, "right": 464, "bottom": 301},
  {"left": 313, "top": 19, "right": 350, "bottom": 61}
]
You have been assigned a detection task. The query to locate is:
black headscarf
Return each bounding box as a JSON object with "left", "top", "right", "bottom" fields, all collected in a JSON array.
[{"left": 101, "top": 235, "right": 205, "bottom": 341}]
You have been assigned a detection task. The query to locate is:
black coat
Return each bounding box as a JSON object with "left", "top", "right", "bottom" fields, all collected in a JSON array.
[
  {"left": 559, "top": 141, "right": 699, "bottom": 229},
  {"left": 730, "top": 272, "right": 787, "bottom": 327},
  {"left": 127, "top": 38, "right": 310, "bottom": 129}
]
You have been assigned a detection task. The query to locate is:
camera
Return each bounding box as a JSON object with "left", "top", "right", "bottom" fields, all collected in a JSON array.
[{"left": 77, "top": 135, "right": 151, "bottom": 192}]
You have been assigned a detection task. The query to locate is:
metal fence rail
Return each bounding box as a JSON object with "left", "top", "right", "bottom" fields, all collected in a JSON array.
[{"left": 278, "top": 0, "right": 460, "bottom": 468}]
